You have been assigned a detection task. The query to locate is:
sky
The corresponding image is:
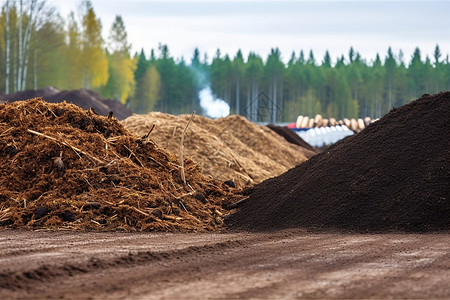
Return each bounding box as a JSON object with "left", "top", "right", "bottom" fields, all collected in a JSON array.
[{"left": 47, "top": 0, "right": 450, "bottom": 64}]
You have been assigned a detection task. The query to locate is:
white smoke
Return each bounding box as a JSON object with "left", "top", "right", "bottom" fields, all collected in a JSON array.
[{"left": 199, "top": 87, "right": 230, "bottom": 119}]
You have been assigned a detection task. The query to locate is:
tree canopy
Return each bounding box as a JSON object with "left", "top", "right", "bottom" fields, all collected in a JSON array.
[{"left": 1, "top": 1, "right": 449, "bottom": 121}]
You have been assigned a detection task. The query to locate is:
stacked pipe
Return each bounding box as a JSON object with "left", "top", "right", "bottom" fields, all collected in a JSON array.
[{"left": 296, "top": 114, "right": 377, "bottom": 133}]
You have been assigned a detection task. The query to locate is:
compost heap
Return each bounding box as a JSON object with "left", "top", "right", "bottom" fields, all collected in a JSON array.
[
  {"left": 228, "top": 92, "right": 450, "bottom": 232},
  {"left": 0, "top": 98, "right": 243, "bottom": 231},
  {"left": 122, "top": 113, "right": 316, "bottom": 188}
]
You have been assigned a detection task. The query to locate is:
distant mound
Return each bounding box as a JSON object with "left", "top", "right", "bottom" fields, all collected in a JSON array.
[
  {"left": 0, "top": 98, "right": 242, "bottom": 231},
  {"left": 0, "top": 87, "right": 132, "bottom": 120},
  {"left": 266, "top": 124, "right": 318, "bottom": 153},
  {"left": 228, "top": 92, "right": 450, "bottom": 232}
]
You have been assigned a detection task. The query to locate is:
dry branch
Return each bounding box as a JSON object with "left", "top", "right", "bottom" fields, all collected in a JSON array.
[
  {"left": 141, "top": 123, "right": 156, "bottom": 140},
  {"left": 179, "top": 112, "right": 195, "bottom": 185},
  {"left": 124, "top": 145, "right": 144, "bottom": 168}
]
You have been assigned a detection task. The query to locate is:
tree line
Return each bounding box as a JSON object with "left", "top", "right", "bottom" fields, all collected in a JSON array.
[{"left": 1, "top": 0, "right": 449, "bottom": 121}]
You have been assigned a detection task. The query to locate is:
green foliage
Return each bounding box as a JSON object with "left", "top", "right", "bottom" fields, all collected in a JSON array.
[
  {"left": 80, "top": 2, "right": 108, "bottom": 88},
  {"left": 129, "top": 64, "right": 161, "bottom": 114},
  {"left": 103, "top": 15, "right": 136, "bottom": 103}
]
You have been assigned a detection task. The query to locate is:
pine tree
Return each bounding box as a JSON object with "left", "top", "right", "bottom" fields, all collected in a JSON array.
[
  {"left": 408, "top": 47, "right": 425, "bottom": 98},
  {"left": 104, "top": 15, "right": 136, "bottom": 103},
  {"left": 245, "top": 52, "right": 264, "bottom": 121},
  {"left": 232, "top": 49, "right": 245, "bottom": 114},
  {"left": 265, "top": 48, "right": 284, "bottom": 122},
  {"left": 384, "top": 47, "right": 397, "bottom": 109}
]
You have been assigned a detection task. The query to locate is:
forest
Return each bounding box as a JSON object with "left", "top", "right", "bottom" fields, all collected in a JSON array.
[{"left": 1, "top": 0, "right": 449, "bottom": 122}]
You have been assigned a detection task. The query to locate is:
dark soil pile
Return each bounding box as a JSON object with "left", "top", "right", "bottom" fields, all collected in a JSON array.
[
  {"left": 1, "top": 87, "right": 132, "bottom": 120},
  {"left": 267, "top": 124, "right": 318, "bottom": 153},
  {"left": 228, "top": 92, "right": 450, "bottom": 232},
  {"left": 0, "top": 98, "right": 243, "bottom": 231},
  {"left": 0, "top": 86, "right": 60, "bottom": 101}
]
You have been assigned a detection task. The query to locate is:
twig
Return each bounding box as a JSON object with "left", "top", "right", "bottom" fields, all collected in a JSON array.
[
  {"left": 124, "top": 145, "right": 144, "bottom": 168},
  {"left": 224, "top": 196, "right": 250, "bottom": 210},
  {"left": 141, "top": 123, "right": 156, "bottom": 140},
  {"left": 147, "top": 155, "right": 165, "bottom": 168},
  {"left": 27, "top": 129, "right": 105, "bottom": 164},
  {"left": 180, "top": 111, "right": 195, "bottom": 185},
  {"left": 84, "top": 178, "right": 93, "bottom": 189},
  {"left": 47, "top": 107, "right": 57, "bottom": 118},
  {"left": 178, "top": 199, "right": 189, "bottom": 213},
  {"left": 118, "top": 204, "right": 150, "bottom": 216},
  {"left": 0, "top": 127, "right": 14, "bottom": 137}
]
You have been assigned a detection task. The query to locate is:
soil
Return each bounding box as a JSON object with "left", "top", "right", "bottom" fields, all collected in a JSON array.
[
  {"left": 228, "top": 92, "right": 450, "bottom": 232},
  {"left": 0, "top": 229, "right": 449, "bottom": 299},
  {"left": 122, "top": 113, "right": 316, "bottom": 188},
  {"left": 0, "top": 98, "right": 243, "bottom": 232},
  {"left": 0, "top": 87, "right": 132, "bottom": 120}
]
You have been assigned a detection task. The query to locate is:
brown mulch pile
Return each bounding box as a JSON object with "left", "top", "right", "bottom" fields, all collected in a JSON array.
[
  {"left": 1, "top": 87, "right": 132, "bottom": 120},
  {"left": 228, "top": 92, "right": 450, "bottom": 232},
  {"left": 0, "top": 98, "right": 243, "bottom": 231},
  {"left": 122, "top": 113, "right": 316, "bottom": 188}
]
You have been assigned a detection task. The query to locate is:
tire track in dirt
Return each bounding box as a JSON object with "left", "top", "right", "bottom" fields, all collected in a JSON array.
[
  {"left": 221, "top": 234, "right": 450, "bottom": 299},
  {"left": 0, "top": 231, "right": 449, "bottom": 299},
  {"left": 0, "top": 230, "right": 303, "bottom": 293},
  {"left": 0, "top": 239, "right": 246, "bottom": 290}
]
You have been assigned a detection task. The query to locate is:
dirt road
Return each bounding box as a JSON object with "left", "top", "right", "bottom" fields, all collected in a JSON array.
[{"left": 1, "top": 230, "right": 449, "bottom": 299}]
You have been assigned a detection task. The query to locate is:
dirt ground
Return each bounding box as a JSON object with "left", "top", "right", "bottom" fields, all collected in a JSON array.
[{"left": 1, "top": 230, "right": 449, "bottom": 299}]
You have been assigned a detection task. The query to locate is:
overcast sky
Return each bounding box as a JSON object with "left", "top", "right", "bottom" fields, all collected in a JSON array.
[{"left": 47, "top": 0, "right": 450, "bottom": 64}]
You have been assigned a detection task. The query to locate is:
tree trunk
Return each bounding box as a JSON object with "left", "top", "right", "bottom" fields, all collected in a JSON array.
[
  {"left": 5, "top": 0, "right": 10, "bottom": 94},
  {"left": 22, "top": 0, "right": 37, "bottom": 91},
  {"left": 33, "top": 48, "right": 37, "bottom": 90},
  {"left": 17, "top": 0, "right": 23, "bottom": 91},
  {"left": 13, "top": 38, "right": 17, "bottom": 92},
  {"left": 388, "top": 80, "right": 392, "bottom": 109},
  {"left": 272, "top": 78, "right": 277, "bottom": 123},
  {"left": 254, "top": 82, "right": 259, "bottom": 122},
  {"left": 235, "top": 75, "right": 240, "bottom": 115},
  {"left": 246, "top": 82, "right": 251, "bottom": 120}
]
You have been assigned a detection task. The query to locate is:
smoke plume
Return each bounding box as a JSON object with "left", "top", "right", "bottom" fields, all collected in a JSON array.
[{"left": 198, "top": 87, "right": 230, "bottom": 119}]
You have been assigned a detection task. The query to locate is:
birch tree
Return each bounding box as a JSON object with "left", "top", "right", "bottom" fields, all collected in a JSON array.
[
  {"left": 80, "top": 1, "right": 108, "bottom": 89},
  {"left": 5, "top": 0, "right": 10, "bottom": 93}
]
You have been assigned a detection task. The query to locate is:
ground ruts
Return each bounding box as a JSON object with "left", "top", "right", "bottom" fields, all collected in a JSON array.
[
  {"left": 228, "top": 92, "right": 450, "bottom": 232},
  {"left": 0, "top": 230, "right": 448, "bottom": 299}
]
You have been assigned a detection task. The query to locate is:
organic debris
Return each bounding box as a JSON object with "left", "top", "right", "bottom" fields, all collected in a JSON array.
[
  {"left": 122, "top": 113, "right": 316, "bottom": 187},
  {"left": 0, "top": 98, "right": 243, "bottom": 231},
  {"left": 228, "top": 92, "right": 450, "bottom": 232}
]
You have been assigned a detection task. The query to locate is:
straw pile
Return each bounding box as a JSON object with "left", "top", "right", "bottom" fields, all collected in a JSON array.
[{"left": 122, "top": 113, "right": 316, "bottom": 187}]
